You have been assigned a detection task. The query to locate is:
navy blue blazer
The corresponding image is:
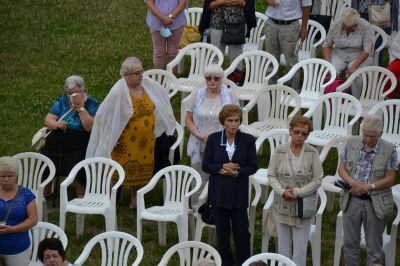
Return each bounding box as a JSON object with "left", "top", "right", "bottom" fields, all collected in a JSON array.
[{"left": 202, "top": 130, "right": 258, "bottom": 209}]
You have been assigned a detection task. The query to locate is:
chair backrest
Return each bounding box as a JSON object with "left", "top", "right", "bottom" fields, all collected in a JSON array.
[
  {"left": 368, "top": 99, "right": 400, "bottom": 136},
  {"left": 74, "top": 231, "right": 143, "bottom": 266},
  {"left": 224, "top": 50, "right": 279, "bottom": 86},
  {"left": 13, "top": 152, "right": 56, "bottom": 194},
  {"left": 320, "top": 0, "right": 349, "bottom": 20},
  {"left": 371, "top": 24, "right": 388, "bottom": 65},
  {"left": 319, "top": 136, "right": 348, "bottom": 174},
  {"left": 246, "top": 12, "right": 268, "bottom": 45},
  {"left": 278, "top": 58, "right": 337, "bottom": 98},
  {"left": 169, "top": 122, "right": 184, "bottom": 164},
  {"left": 337, "top": 66, "right": 397, "bottom": 112},
  {"left": 68, "top": 157, "right": 125, "bottom": 198},
  {"left": 261, "top": 85, "right": 301, "bottom": 127},
  {"left": 157, "top": 241, "right": 222, "bottom": 266},
  {"left": 144, "top": 69, "right": 180, "bottom": 98},
  {"left": 255, "top": 128, "right": 290, "bottom": 155},
  {"left": 30, "top": 222, "right": 68, "bottom": 263},
  {"left": 166, "top": 42, "right": 224, "bottom": 79},
  {"left": 305, "top": 92, "right": 362, "bottom": 132},
  {"left": 185, "top": 7, "right": 203, "bottom": 28},
  {"left": 242, "top": 252, "right": 296, "bottom": 266},
  {"left": 299, "top": 19, "right": 327, "bottom": 56}
]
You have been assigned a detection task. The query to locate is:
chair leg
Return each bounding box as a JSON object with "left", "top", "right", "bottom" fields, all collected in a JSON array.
[
  {"left": 59, "top": 210, "right": 66, "bottom": 231},
  {"left": 76, "top": 213, "right": 85, "bottom": 236},
  {"left": 333, "top": 216, "right": 343, "bottom": 266},
  {"left": 43, "top": 200, "right": 48, "bottom": 222},
  {"left": 189, "top": 212, "right": 196, "bottom": 240},
  {"left": 158, "top": 221, "right": 167, "bottom": 245},
  {"left": 137, "top": 218, "right": 142, "bottom": 242},
  {"left": 327, "top": 191, "right": 335, "bottom": 212}
]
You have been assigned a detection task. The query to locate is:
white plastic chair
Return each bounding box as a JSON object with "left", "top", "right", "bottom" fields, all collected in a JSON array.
[
  {"left": 242, "top": 85, "right": 301, "bottom": 138},
  {"left": 251, "top": 129, "right": 290, "bottom": 203},
  {"left": 157, "top": 241, "right": 222, "bottom": 266},
  {"left": 304, "top": 92, "right": 362, "bottom": 148},
  {"left": 368, "top": 99, "right": 400, "bottom": 163},
  {"left": 166, "top": 42, "right": 224, "bottom": 94},
  {"left": 244, "top": 12, "right": 268, "bottom": 52},
  {"left": 280, "top": 19, "right": 327, "bottom": 65},
  {"left": 194, "top": 176, "right": 261, "bottom": 254},
  {"left": 144, "top": 69, "right": 180, "bottom": 98},
  {"left": 74, "top": 231, "right": 144, "bottom": 266},
  {"left": 242, "top": 252, "right": 296, "bottom": 266},
  {"left": 262, "top": 188, "right": 327, "bottom": 266},
  {"left": 185, "top": 7, "right": 203, "bottom": 28},
  {"left": 224, "top": 50, "right": 279, "bottom": 121},
  {"left": 319, "top": 136, "right": 348, "bottom": 211},
  {"left": 277, "top": 58, "right": 337, "bottom": 117},
  {"left": 320, "top": 0, "right": 349, "bottom": 21},
  {"left": 169, "top": 122, "right": 184, "bottom": 165},
  {"left": 137, "top": 165, "right": 202, "bottom": 245},
  {"left": 371, "top": 24, "right": 388, "bottom": 66},
  {"left": 13, "top": 152, "right": 56, "bottom": 222},
  {"left": 59, "top": 157, "right": 125, "bottom": 236},
  {"left": 336, "top": 66, "right": 397, "bottom": 117},
  {"left": 29, "top": 222, "right": 68, "bottom": 266},
  {"left": 333, "top": 184, "right": 400, "bottom": 266}
]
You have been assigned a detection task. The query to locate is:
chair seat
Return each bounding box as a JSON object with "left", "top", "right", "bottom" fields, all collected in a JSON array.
[
  {"left": 289, "top": 93, "right": 319, "bottom": 110},
  {"left": 66, "top": 196, "right": 110, "bottom": 214},
  {"left": 177, "top": 78, "right": 203, "bottom": 93},
  {"left": 238, "top": 84, "right": 264, "bottom": 101},
  {"left": 307, "top": 129, "right": 347, "bottom": 147},
  {"left": 322, "top": 175, "right": 342, "bottom": 193},
  {"left": 141, "top": 202, "right": 185, "bottom": 221},
  {"left": 252, "top": 168, "right": 269, "bottom": 185},
  {"left": 248, "top": 122, "right": 285, "bottom": 137}
]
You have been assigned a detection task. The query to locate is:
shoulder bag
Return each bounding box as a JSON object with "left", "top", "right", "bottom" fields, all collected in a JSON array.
[
  {"left": 1, "top": 186, "right": 22, "bottom": 224},
  {"left": 220, "top": 7, "right": 246, "bottom": 45},
  {"left": 31, "top": 108, "right": 73, "bottom": 151},
  {"left": 198, "top": 201, "right": 214, "bottom": 225},
  {"left": 288, "top": 152, "right": 318, "bottom": 219},
  {"left": 368, "top": 0, "right": 391, "bottom": 29},
  {"left": 309, "top": 0, "right": 333, "bottom": 33}
]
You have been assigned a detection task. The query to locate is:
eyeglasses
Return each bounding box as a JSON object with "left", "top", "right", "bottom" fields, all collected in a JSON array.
[
  {"left": 130, "top": 69, "right": 144, "bottom": 76},
  {"left": 292, "top": 129, "right": 309, "bottom": 138},
  {"left": 205, "top": 76, "right": 221, "bottom": 82}
]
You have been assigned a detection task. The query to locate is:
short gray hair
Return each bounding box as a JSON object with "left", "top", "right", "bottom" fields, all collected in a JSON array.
[
  {"left": 341, "top": 7, "right": 360, "bottom": 27},
  {"left": 120, "top": 57, "right": 142, "bottom": 77},
  {"left": 361, "top": 115, "right": 383, "bottom": 135},
  {"left": 203, "top": 64, "right": 224, "bottom": 79},
  {"left": 0, "top": 156, "right": 18, "bottom": 175},
  {"left": 64, "top": 75, "right": 85, "bottom": 92}
]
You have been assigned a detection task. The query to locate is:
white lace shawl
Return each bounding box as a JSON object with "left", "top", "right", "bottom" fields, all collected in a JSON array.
[
  {"left": 187, "top": 83, "right": 232, "bottom": 164},
  {"left": 86, "top": 76, "right": 176, "bottom": 158}
]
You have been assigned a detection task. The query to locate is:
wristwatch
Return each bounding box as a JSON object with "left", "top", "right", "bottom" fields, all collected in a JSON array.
[
  {"left": 370, "top": 183, "right": 376, "bottom": 191},
  {"left": 168, "top": 14, "right": 175, "bottom": 19},
  {"left": 77, "top": 107, "right": 86, "bottom": 113},
  {"left": 233, "top": 170, "right": 239, "bottom": 178}
]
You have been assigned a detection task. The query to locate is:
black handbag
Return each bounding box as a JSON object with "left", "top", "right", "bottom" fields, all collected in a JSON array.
[
  {"left": 198, "top": 201, "right": 214, "bottom": 225},
  {"left": 221, "top": 23, "right": 246, "bottom": 45},
  {"left": 153, "top": 133, "right": 180, "bottom": 175}
]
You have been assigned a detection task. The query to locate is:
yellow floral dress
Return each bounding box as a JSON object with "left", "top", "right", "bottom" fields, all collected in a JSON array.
[{"left": 112, "top": 92, "right": 155, "bottom": 186}]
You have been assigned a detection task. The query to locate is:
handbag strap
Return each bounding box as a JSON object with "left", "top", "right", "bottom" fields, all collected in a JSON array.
[
  {"left": 3, "top": 186, "right": 22, "bottom": 223},
  {"left": 44, "top": 107, "right": 74, "bottom": 137},
  {"left": 287, "top": 150, "right": 300, "bottom": 189}
]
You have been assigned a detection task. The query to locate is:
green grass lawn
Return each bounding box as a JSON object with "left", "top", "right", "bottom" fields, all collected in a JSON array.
[{"left": 1, "top": 0, "right": 399, "bottom": 265}]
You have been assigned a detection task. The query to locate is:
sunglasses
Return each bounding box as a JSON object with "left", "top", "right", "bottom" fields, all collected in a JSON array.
[
  {"left": 292, "top": 129, "right": 309, "bottom": 138},
  {"left": 130, "top": 69, "right": 144, "bottom": 76},
  {"left": 205, "top": 76, "right": 221, "bottom": 81}
]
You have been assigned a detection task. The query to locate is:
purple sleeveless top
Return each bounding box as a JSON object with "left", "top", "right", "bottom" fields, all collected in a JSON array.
[{"left": 146, "top": 0, "right": 186, "bottom": 31}]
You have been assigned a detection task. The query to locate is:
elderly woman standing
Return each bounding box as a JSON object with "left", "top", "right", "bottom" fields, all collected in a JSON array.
[
  {"left": 185, "top": 64, "right": 239, "bottom": 209},
  {"left": 322, "top": 7, "right": 374, "bottom": 99},
  {"left": 146, "top": 0, "right": 187, "bottom": 69},
  {"left": 202, "top": 104, "right": 257, "bottom": 266},
  {"left": 268, "top": 116, "right": 323, "bottom": 266},
  {"left": 199, "top": 0, "right": 256, "bottom": 81},
  {"left": 41, "top": 75, "right": 99, "bottom": 197},
  {"left": 0, "top": 156, "right": 38, "bottom": 266},
  {"left": 86, "top": 57, "right": 176, "bottom": 209}
]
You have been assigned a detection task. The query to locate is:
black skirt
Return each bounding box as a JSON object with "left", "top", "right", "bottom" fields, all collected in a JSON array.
[{"left": 41, "top": 129, "right": 90, "bottom": 185}]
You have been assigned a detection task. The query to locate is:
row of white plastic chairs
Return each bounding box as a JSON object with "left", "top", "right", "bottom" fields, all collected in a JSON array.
[{"left": 29, "top": 222, "right": 296, "bottom": 266}]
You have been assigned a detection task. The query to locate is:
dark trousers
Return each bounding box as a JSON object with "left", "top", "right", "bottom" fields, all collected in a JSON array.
[{"left": 212, "top": 205, "right": 250, "bottom": 266}]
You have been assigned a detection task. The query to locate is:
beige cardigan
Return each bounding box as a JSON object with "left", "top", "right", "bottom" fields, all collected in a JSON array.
[{"left": 268, "top": 143, "right": 323, "bottom": 227}]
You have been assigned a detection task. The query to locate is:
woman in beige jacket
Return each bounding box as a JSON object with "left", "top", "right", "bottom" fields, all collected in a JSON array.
[{"left": 268, "top": 116, "right": 323, "bottom": 266}]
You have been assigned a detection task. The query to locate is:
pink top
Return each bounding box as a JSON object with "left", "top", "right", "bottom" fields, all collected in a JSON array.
[{"left": 146, "top": 0, "right": 186, "bottom": 31}]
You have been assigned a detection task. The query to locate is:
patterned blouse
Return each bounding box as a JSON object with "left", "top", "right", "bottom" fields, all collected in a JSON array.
[{"left": 210, "top": 5, "right": 245, "bottom": 30}]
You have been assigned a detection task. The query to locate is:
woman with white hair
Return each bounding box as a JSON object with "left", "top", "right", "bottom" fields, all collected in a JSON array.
[
  {"left": 185, "top": 64, "right": 239, "bottom": 209},
  {"left": 86, "top": 57, "right": 176, "bottom": 209},
  {"left": 0, "top": 156, "right": 38, "bottom": 266},
  {"left": 41, "top": 75, "right": 99, "bottom": 197},
  {"left": 322, "top": 7, "right": 374, "bottom": 99}
]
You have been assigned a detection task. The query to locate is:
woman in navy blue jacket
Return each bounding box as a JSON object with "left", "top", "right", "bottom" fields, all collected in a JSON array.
[{"left": 202, "top": 104, "right": 257, "bottom": 266}]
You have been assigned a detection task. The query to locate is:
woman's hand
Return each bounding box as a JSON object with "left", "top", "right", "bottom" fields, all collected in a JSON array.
[
  {"left": 0, "top": 223, "right": 12, "bottom": 235},
  {"left": 283, "top": 188, "right": 296, "bottom": 201},
  {"left": 160, "top": 16, "right": 174, "bottom": 26},
  {"left": 265, "top": 0, "right": 279, "bottom": 7},
  {"left": 226, "top": 0, "right": 245, "bottom": 7},
  {"left": 219, "top": 162, "right": 240, "bottom": 176},
  {"left": 56, "top": 121, "right": 68, "bottom": 131},
  {"left": 70, "top": 91, "right": 86, "bottom": 111}
]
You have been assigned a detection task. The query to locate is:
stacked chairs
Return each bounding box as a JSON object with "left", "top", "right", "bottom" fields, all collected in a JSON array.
[{"left": 144, "top": 69, "right": 180, "bottom": 99}]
